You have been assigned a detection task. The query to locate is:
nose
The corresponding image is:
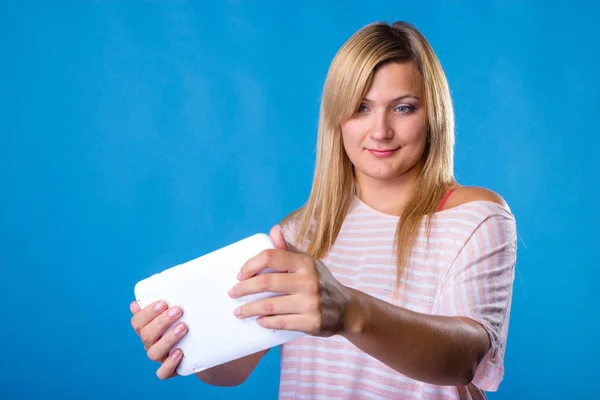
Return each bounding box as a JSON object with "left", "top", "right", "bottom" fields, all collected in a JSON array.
[{"left": 369, "top": 110, "right": 393, "bottom": 140}]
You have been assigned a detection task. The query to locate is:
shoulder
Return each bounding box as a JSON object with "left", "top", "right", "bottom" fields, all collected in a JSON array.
[
  {"left": 443, "top": 187, "right": 517, "bottom": 250},
  {"left": 443, "top": 186, "right": 509, "bottom": 211}
]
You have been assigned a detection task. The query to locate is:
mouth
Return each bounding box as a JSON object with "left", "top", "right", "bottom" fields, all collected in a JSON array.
[{"left": 367, "top": 147, "right": 400, "bottom": 158}]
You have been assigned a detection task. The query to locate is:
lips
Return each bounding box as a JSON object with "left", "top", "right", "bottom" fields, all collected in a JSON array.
[{"left": 367, "top": 147, "right": 400, "bottom": 158}]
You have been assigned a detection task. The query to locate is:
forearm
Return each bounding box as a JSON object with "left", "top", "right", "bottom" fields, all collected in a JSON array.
[
  {"left": 195, "top": 349, "right": 268, "bottom": 386},
  {"left": 341, "top": 287, "right": 489, "bottom": 386}
]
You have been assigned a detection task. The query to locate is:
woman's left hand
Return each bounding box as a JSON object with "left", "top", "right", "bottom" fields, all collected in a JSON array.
[{"left": 228, "top": 225, "right": 351, "bottom": 337}]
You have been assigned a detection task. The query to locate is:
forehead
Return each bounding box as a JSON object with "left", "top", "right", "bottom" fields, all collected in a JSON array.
[{"left": 365, "top": 61, "right": 423, "bottom": 99}]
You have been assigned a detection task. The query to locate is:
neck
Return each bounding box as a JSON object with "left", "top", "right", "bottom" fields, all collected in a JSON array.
[{"left": 355, "top": 163, "right": 422, "bottom": 216}]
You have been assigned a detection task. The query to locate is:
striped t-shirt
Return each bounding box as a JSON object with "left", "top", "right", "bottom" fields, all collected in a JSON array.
[{"left": 279, "top": 196, "right": 517, "bottom": 399}]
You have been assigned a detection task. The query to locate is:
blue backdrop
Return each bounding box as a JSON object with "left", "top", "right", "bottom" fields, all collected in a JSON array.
[{"left": 1, "top": 1, "right": 598, "bottom": 399}]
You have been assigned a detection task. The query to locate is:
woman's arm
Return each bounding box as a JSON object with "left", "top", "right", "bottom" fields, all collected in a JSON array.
[
  {"left": 340, "top": 288, "right": 489, "bottom": 386},
  {"left": 195, "top": 349, "right": 269, "bottom": 386}
]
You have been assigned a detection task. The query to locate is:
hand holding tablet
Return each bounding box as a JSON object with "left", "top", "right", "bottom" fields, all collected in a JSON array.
[{"left": 132, "top": 231, "right": 306, "bottom": 377}]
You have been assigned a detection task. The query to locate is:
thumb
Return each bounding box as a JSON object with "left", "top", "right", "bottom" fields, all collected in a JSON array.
[
  {"left": 269, "top": 225, "right": 289, "bottom": 251},
  {"left": 130, "top": 300, "right": 141, "bottom": 314}
]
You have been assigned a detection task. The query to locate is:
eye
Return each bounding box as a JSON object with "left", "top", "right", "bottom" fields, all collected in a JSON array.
[
  {"left": 356, "top": 104, "right": 369, "bottom": 114},
  {"left": 394, "top": 104, "right": 415, "bottom": 114}
]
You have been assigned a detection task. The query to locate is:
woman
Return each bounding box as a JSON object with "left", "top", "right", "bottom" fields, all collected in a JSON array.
[{"left": 130, "top": 21, "right": 517, "bottom": 399}]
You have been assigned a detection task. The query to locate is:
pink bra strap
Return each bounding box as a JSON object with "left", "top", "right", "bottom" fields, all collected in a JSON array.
[{"left": 438, "top": 186, "right": 459, "bottom": 211}]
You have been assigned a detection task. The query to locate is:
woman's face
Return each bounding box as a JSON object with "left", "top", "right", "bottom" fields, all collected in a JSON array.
[{"left": 341, "top": 61, "right": 428, "bottom": 185}]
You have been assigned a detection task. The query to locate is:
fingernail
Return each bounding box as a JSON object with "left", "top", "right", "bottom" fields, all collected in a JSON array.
[
  {"left": 237, "top": 271, "right": 242, "bottom": 280},
  {"left": 153, "top": 302, "right": 166, "bottom": 312},
  {"left": 168, "top": 307, "right": 181, "bottom": 318},
  {"left": 174, "top": 323, "right": 186, "bottom": 335},
  {"left": 233, "top": 307, "right": 241, "bottom": 317},
  {"left": 171, "top": 349, "right": 181, "bottom": 360},
  {"left": 228, "top": 287, "right": 235, "bottom": 297}
]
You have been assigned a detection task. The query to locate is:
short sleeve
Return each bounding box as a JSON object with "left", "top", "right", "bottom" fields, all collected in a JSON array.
[{"left": 433, "top": 211, "right": 517, "bottom": 391}]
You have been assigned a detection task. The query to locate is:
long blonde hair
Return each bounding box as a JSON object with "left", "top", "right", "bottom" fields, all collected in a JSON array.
[{"left": 282, "top": 21, "right": 457, "bottom": 288}]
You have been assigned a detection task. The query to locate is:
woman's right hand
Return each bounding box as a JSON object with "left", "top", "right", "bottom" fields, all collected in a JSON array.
[{"left": 130, "top": 300, "right": 189, "bottom": 379}]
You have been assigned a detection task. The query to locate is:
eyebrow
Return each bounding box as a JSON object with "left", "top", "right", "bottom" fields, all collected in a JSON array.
[{"left": 362, "top": 95, "right": 420, "bottom": 103}]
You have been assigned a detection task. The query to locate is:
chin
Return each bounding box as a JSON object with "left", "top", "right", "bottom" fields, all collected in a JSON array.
[
  {"left": 359, "top": 168, "right": 406, "bottom": 182},
  {"left": 356, "top": 159, "right": 420, "bottom": 182}
]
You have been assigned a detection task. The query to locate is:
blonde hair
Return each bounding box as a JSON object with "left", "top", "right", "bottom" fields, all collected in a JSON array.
[{"left": 282, "top": 21, "right": 457, "bottom": 289}]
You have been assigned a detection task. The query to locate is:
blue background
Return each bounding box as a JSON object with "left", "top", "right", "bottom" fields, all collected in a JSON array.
[{"left": 1, "top": 1, "right": 598, "bottom": 399}]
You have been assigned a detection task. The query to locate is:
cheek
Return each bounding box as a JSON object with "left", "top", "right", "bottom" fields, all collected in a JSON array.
[
  {"left": 403, "top": 131, "right": 427, "bottom": 149},
  {"left": 395, "top": 118, "right": 428, "bottom": 145},
  {"left": 340, "top": 124, "right": 363, "bottom": 156}
]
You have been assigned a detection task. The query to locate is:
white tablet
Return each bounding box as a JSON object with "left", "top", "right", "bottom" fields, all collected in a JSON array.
[{"left": 134, "top": 233, "right": 306, "bottom": 376}]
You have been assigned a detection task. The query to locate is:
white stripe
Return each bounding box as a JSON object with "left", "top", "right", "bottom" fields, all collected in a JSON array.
[
  {"left": 470, "top": 224, "right": 483, "bottom": 309},
  {"left": 343, "top": 214, "right": 481, "bottom": 230},
  {"left": 422, "top": 384, "right": 457, "bottom": 399},
  {"left": 481, "top": 218, "right": 493, "bottom": 309},
  {"left": 344, "top": 210, "right": 489, "bottom": 225},
  {"left": 491, "top": 216, "right": 507, "bottom": 308},
  {"left": 281, "top": 353, "right": 413, "bottom": 384},
  {"left": 277, "top": 391, "right": 296, "bottom": 398},
  {"left": 287, "top": 392, "right": 342, "bottom": 400},
  {"left": 326, "top": 277, "right": 437, "bottom": 305},
  {"left": 327, "top": 251, "right": 458, "bottom": 267},
  {"left": 410, "top": 267, "right": 449, "bottom": 279},
  {"left": 327, "top": 264, "right": 443, "bottom": 285},
  {"left": 279, "top": 379, "right": 418, "bottom": 399},
  {"left": 459, "top": 245, "right": 471, "bottom": 315},
  {"left": 444, "top": 252, "right": 460, "bottom": 314},
  {"left": 327, "top": 267, "right": 439, "bottom": 290},
  {"left": 338, "top": 224, "right": 473, "bottom": 238},
  {"left": 350, "top": 386, "right": 419, "bottom": 400},
  {"left": 281, "top": 368, "right": 417, "bottom": 396},
  {"left": 333, "top": 243, "right": 449, "bottom": 257}
]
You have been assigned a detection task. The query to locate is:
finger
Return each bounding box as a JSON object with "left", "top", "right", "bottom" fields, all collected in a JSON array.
[
  {"left": 231, "top": 272, "right": 318, "bottom": 299},
  {"left": 139, "top": 306, "right": 183, "bottom": 348},
  {"left": 230, "top": 272, "right": 304, "bottom": 298},
  {"left": 271, "top": 225, "right": 304, "bottom": 254},
  {"left": 234, "top": 294, "right": 316, "bottom": 319},
  {"left": 130, "top": 300, "right": 141, "bottom": 314},
  {"left": 257, "top": 314, "right": 318, "bottom": 334},
  {"left": 131, "top": 300, "right": 168, "bottom": 334},
  {"left": 146, "top": 321, "right": 188, "bottom": 362},
  {"left": 270, "top": 225, "right": 289, "bottom": 250},
  {"left": 239, "top": 249, "right": 306, "bottom": 280},
  {"left": 156, "top": 348, "right": 183, "bottom": 380}
]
